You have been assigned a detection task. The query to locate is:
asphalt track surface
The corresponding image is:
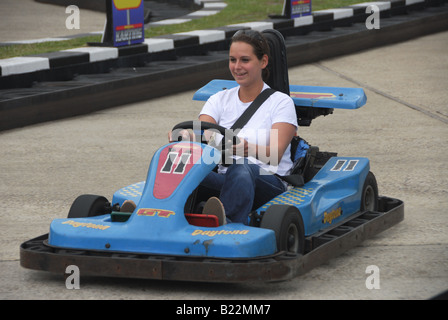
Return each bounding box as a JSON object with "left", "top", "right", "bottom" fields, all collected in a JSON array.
[
  {"left": 1, "top": 1, "right": 447, "bottom": 301},
  {"left": 1, "top": 30, "right": 447, "bottom": 300}
]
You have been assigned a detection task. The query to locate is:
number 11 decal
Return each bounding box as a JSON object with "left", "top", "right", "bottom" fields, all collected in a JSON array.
[
  {"left": 160, "top": 150, "right": 191, "bottom": 174},
  {"left": 330, "top": 159, "right": 359, "bottom": 171}
]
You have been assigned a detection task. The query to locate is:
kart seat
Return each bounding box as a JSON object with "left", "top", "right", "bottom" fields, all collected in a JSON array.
[
  {"left": 262, "top": 29, "right": 290, "bottom": 96},
  {"left": 262, "top": 29, "right": 333, "bottom": 126}
]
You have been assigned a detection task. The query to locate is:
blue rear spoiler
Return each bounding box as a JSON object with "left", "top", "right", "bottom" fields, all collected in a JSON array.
[{"left": 193, "top": 79, "right": 367, "bottom": 110}]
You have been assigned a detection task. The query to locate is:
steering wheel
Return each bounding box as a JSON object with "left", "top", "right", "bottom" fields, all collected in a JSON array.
[{"left": 171, "top": 121, "right": 241, "bottom": 148}]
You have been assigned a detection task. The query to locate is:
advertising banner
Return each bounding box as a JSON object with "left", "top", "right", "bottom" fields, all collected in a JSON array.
[
  {"left": 285, "top": 0, "right": 312, "bottom": 19},
  {"left": 111, "top": 0, "right": 145, "bottom": 47}
]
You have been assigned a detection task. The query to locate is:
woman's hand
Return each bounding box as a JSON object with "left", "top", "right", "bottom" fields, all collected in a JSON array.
[
  {"left": 232, "top": 138, "right": 249, "bottom": 157},
  {"left": 168, "top": 129, "right": 195, "bottom": 142},
  {"left": 230, "top": 122, "right": 297, "bottom": 165}
]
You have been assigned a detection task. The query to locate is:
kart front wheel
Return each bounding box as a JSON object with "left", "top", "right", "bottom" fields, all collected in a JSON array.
[
  {"left": 67, "top": 194, "right": 111, "bottom": 218},
  {"left": 260, "top": 205, "right": 305, "bottom": 254}
]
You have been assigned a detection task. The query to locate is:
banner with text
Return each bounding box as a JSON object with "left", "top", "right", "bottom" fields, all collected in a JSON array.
[
  {"left": 111, "top": 0, "right": 145, "bottom": 47},
  {"left": 287, "top": 0, "right": 312, "bottom": 19}
]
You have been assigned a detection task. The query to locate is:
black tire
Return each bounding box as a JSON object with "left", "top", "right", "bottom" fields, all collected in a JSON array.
[
  {"left": 361, "top": 172, "right": 379, "bottom": 212},
  {"left": 67, "top": 194, "right": 111, "bottom": 218},
  {"left": 260, "top": 205, "right": 305, "bottom": 254}
]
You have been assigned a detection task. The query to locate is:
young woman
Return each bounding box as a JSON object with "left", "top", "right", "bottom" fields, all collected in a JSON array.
[{"left": 198, "top": 30, "right": 298, "bottom": 225}]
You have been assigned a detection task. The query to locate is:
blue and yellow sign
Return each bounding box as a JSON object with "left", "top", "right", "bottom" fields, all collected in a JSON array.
[
  {"left": 113, "top": 0, "right": 143, "bottom": 10},
  {"left": 111, "top": 0, "right": 144, "bottom": 47},
  {"left": 289, "top": 0, "right": 312, "bottom": 19}
]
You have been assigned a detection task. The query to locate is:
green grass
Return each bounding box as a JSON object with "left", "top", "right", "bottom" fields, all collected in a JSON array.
[
  {"left": 0, "top": 35, "right": 102, "bottom": 60},
  {"left": 0, "top": 0, "right": 358, "bottom": 59}
]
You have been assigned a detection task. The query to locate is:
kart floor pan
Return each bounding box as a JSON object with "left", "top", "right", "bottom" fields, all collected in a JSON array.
[{"left": 20, "top": 197, "right": 403, "bottom": 283}]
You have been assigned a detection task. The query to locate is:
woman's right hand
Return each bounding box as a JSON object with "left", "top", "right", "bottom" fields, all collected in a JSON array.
[{"left": 168, "top": 129, "right": 195, "bottom": 142}]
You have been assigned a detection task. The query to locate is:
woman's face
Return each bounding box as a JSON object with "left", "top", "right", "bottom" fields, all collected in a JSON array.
[{"left": 229, "top": 41, "right": 268, "bottom": 88}]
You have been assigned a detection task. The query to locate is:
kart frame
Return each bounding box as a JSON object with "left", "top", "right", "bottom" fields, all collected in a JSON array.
[{"left": 20, "top": 197, "right": 403, "bottom": 283}]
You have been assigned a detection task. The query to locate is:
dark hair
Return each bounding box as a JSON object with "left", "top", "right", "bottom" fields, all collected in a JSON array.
[{"left": 231, "top": 30, "right": 270, "bottom": 81}]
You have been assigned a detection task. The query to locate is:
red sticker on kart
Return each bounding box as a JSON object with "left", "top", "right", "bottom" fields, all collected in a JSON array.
[
  {"left": 153, "top": 143, "right": 202, "bottom": 199},
  {"left": 290, "top": 92, "right": 336, "bottom": 99}
]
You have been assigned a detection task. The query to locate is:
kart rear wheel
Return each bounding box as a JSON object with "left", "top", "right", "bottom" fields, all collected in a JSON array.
[
  {"left": 361, "top": 172, "right": 378, "bottom": 212},
  {"left": 67, "top": 194, "right": 111, "bottom": 218},
  {"left": 260, "top": 205, "right": 305, "bottom": 254}
]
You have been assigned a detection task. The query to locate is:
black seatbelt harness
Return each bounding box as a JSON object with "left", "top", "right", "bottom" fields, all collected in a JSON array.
[
  {"left": 229, "top": 88, "right": 304, "bottom": 186},
  {"left": 230, "top": 88, "right": 276, "bottom": 130}
]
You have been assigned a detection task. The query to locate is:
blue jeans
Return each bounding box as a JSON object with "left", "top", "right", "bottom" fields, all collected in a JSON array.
[{"left": 199, "top": 161, "right": 287, "bottom": 224}]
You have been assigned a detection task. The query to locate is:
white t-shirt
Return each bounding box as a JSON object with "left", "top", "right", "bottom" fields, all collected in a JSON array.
[{"left": 199, "top": 83, "right": 298, "bottom": 176}]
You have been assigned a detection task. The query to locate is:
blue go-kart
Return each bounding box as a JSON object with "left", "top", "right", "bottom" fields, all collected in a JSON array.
[{"left": 20, "top": 30, "right": 403, "bottom": 282}]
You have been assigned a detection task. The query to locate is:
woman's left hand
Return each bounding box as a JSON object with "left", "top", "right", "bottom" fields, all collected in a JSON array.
[{"left": 232, "top": 138, "right": 249, "bottom": 157}]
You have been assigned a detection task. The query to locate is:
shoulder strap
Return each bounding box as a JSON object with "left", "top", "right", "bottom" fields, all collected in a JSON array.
[{"left": 231, "top": 88, "right": 276, "bottom": 130}]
